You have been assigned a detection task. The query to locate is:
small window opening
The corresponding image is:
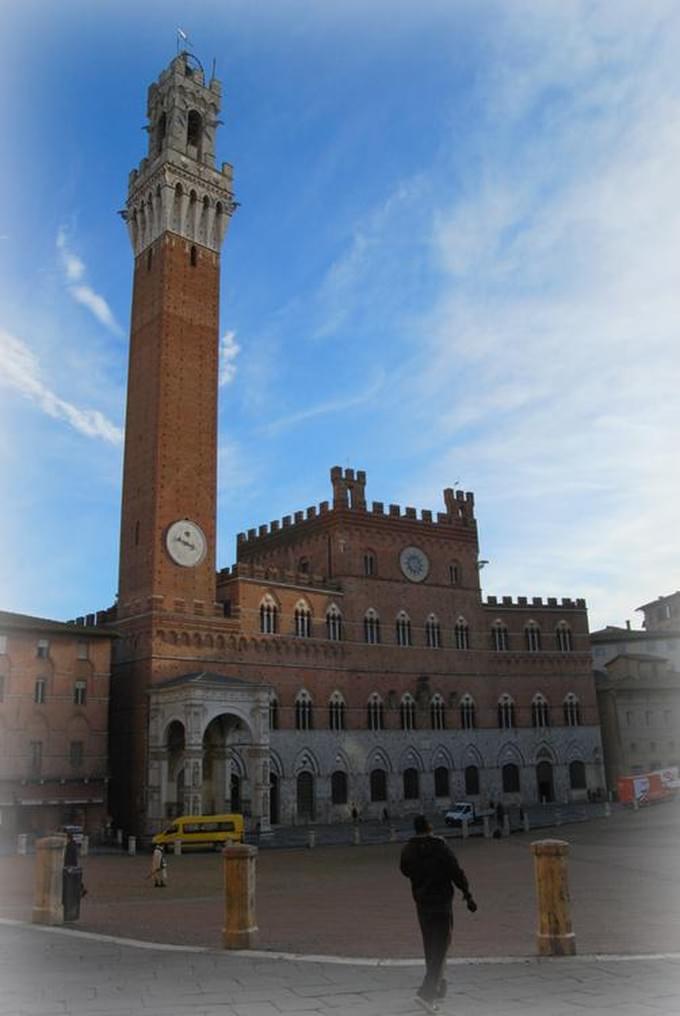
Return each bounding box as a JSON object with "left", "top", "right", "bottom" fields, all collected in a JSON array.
[
  {"left": 190, "top": 245, "right": 197, "bottom": 267},
  {"left": 187, "top": 110, "right": 202, "bottom": 148}
]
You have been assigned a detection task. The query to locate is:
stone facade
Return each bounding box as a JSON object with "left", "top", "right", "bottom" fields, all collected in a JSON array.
[{"left": 0, "top": 610, "right": 113, "bottom": 846}]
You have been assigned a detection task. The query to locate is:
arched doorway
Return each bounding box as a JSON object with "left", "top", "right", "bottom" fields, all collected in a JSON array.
[
  {"left": 202, "top": 713, "right": 251, "bottom": 815},
  {"left": 536, "top": 761, "right": 554, "bottom": 802},
  {"left": 269, "top": 772, "right": 280, "bottom": 825},
  {"left": 297, "top": 771, "right": 315, "bottom": 821},
  {"left": 166, "top": 721, "right": 186, "bottom": 818}
]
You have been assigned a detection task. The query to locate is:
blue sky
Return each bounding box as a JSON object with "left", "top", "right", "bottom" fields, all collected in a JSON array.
[{"left": 1, "top": 0, "right": 679, "bottom": 631}]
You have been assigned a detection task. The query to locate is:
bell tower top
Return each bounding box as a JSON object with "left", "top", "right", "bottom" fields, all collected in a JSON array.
[
  {"left": 124, "top": 52, "right": 236, "bottom": 257},
  {"left": 146, "top": 52, "right": 221, "bottom": 167}
]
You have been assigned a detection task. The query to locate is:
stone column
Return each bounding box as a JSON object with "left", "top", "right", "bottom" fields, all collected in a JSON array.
[
  {"left": 222, "top": 844, "right": 258, "bottom": 949},
  {"left": 247, "top": 745, "right": 271, "bottom": 833},
  {"left": 531, "top": 839, "right": 576, "bottom": 956},
  {"left": 32, "top": 835, "right": 65, "bottom": 926},
  {"left": 184, "top": 751, "right": 203, "bottom": 815}
]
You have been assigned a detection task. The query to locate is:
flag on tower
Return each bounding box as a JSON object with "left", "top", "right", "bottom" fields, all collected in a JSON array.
[{"left": 176, "top": 27, "right": 192, "bottom": 51}]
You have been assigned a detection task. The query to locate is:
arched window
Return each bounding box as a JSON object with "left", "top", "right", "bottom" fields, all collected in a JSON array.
[
  {"left": 569, "top": 760, "right": 586, "bottom": 789},
  {"left": 425, "top": 614, "right": 441, "bottom": 649},
  {"left": 295, "top": 690, "right": 313, "bottom": 731},
  {"left": 498, "top": 694, "right": 516, "bottom": 730},
  {"left": 455, "top": 617, "right": 470, "bottom": 650},
  {"left": 395, "top": 611, "right": 412, "bottom": 647},
  {"left": 363, "top": 551, "right": 376, "bottom": 577},
  {"left": 328, "top": 691, "right": 346, "bottom": 731},
  {"left": 187, "top": 109, "right": 202, "bottom": 148},
  {"left": 434, "top": 766, "right": 449, "bottom": 798},
  {"left": 364, "top": 609, "right": 381, "bottom": 644},
  {"left": 460, "top": 694, "right": 476, "bottom": 730},
  {"left": 556, "top": 622, "right": 573, "bottom": 652},
  {"left": 331, "top": 770, "right": 348, "bottom": 804},
  {"left": 403, "top": 768, "right": 420, "bottom": 800},
  {"left": 525, "top": 622, "right": 541, "bottom": 653},
  {"left": 260, "top": 596, "right": 278, "bottom": 634},
  {"left": 464, "top": 765, "right": 480, "bottom": 796},
  {"left": 449, "top": 561, "right": 462, "bottom": 585},
  {"left": 502, "top": 763, "right": 520, "bottom": 793},
  {"left": 326, "top": 605, "right": 342, "bottom": 641},
  {"left": 400, "top": 693, "right": 416, "bottom": 731},
  {"left": 294, "top": 601, "right": 311, "bottom": 638},
  {"left": 367, "top": 693, "right": 384, "bottom": 731},
  {"left": 269, "top": 696, "right": 279, "bottom": 731},
  {"left": 370, "top": 768, "right": 387, "bottom": 802},
  {"left": 563, "top": 693, "right": 582, "bottom": 727},
  {"left": 492, "top": 621, "right": 509, "bottom": 651},
  {"left": 430, "top": 694, "right": 446, "bottom": 730},
  {"left": 532, "top": 693, "right": 550, "bottom": 728}
]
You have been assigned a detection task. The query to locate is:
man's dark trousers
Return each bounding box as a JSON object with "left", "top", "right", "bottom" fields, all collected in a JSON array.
[{"left": 417, "top": 904, "right": 452, "bottom": 999}]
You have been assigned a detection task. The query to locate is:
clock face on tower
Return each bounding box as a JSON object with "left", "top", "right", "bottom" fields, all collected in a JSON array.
[
  {"left": 165, "top": 520, "right": 207, "bottom": 568},
  {"left": 399, "top": 545, "right": 430, "bottom": 582}
]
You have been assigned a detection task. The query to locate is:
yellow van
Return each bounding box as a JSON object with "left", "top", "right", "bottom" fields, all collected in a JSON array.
[{"left": 152, "top": 813, "right": 245, "bottom": 850}]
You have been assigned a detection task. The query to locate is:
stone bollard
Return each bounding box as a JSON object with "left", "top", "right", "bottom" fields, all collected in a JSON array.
[
  {"left": 32, "top": 835, "right": 65, "bottom": 926},
  {"left": 222, "top": 843, "right": 258, "bottom": 949},
  {"left": 353, "top": 825, "right": 361, "bottom": 846},
  {"left": 523, "top": 812, "right": 530, "bottom": 833},
  {"left": 308, "top": 829, "right": 316, "bottom": 849},
  {"left": 80, "top": 835, "right": 89, "bottom": 857},
  {"left": 461, "top": 819, "right": 469, "bottom": 839},
  {"left": 174, "top": 838, "right": 182, "bottom": 856},
  {"left": 17, "top": 833, "right": 28, "bottom": 855},
  {"left": 531, "top": 839, "right": 576, "bottom": 956},
  {"left": 503, "top": 814, "right": 511, "bottom": 837},
  {"left": 389, "top": 826, "right": 397, "bottom": 842},
  {"left": 483, "top": 815, "right": 491, "bottom": 839},
  {"left": 128, "top": 835, "right": 136, "bottom": 856}
]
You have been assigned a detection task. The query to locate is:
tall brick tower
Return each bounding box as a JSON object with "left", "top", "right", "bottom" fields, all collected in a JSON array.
[
  {"left": 118, "top": 52, "right": 236, "bottom": 617},
  {"left": 109, "top": 53, "right": 237, "bottom": 833}
]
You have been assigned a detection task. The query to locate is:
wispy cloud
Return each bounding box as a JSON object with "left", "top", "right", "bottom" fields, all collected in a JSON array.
[
  {"left": 56, "top": 229, "right": 123, "bottom": 336},
  {"left": 219, "top": 329, "right": 240, "bottom": 386},
  {"left": 398, "top": 5, "right": 680, "bottom": 629},
  {"left": 260, "top": 371, "right": 385, "bottom": 437},
  {"left": 0, "top": 329, "right": 122, "bottom": 444}
]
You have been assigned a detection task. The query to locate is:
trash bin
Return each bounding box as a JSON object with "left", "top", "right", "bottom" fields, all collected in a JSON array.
[{"left": 62, "top": 866, "right": 82, "bottom": 922}]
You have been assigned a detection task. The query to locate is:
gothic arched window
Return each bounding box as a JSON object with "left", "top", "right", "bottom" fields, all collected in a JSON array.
[
  {"left": 400, "top": 693, "right": 416, "bottom": 731},
  {"left": 364, "top": 609, "right": 380, "bottom": 645},
  {"left": 556, "top": 622, "right": 573, "bottom": 652},
  {"left": 492, "top": 621, "right": 509, "bottom": 651},
  {"left": 295, "top": 690, "right": 313, "bottom": 731},
  {"left": 460, "top": 694, "right": 476, "bottom": 730},
  {"left": 187, "top": 109, "right": 202, "bottom": 148},
  {"left": 498, "top": 694, "right": 516, "bottom": 730},
  {"left": 326, "top": 605, "right": 342, "bottom": 641},
  {"left": 367, "top": 693, "right": 384, "bottom": 731},
  {"left": 532, "top": 693, "right": 550, "bottom": 728},
  {"left": 294, "top": 601, "right": 311, "bottom": 638},
  {"left": 425, "top": 614, "right": 441, "bottom": 648},
  {"left": 395, "top": 611, "right": 412, "bottom": 647},
  {"left": 430, "top": 694, "right": 446, "bottom": 731},
  {"left": 455, "top": 617, "right": 470, "bottom": 650},
  {"left": 563, "top": 693, "right": 582, "bottom": 727},
  {"left": 259, "top": 596, "right": 278, "bottom": 634},
  {"left": 525, "top": 622, "right": 541, "bottom": 653},
  {"left": 328, "top": 692, "right": 346, "bottom": 731}
]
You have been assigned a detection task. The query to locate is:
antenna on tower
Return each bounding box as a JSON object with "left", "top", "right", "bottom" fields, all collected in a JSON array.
[{"left": 211, "top": 58, "right": 217, "bottom": 81}]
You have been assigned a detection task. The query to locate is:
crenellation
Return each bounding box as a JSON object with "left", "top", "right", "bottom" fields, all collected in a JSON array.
[
  {"left": 421, "top": 509, "right": 432, "bottom": 523},
  {"left": 486, "top": 596, "right": 497, "bottom": 605},
  {"left": 372, "top": 501, "right": 384, "bottom": 514},
  {"left": 405, "top": 507, "right": 417, "bottom": 519},
  {"left": 562, "top": 597, "right": 574, "bottom": 607},
  {"left": 533, "top": 597, "right": 543, "bottom": 606},
  {"left": 502, "top": 596, "right": 513, "bottom": 605},
  {"left": 389, "top": 504, "right": 401, "bottom": 517},
  {"left": 248, "top": 528, "right": 256, "bottom": 540},
  {"left": 258, "top": 524, "right": 268, "bottom": 538},
  {"left": 282, "top": 515, "right": 291, "bottom": 528},
  {"left": 237, "top": 532, "right": 246, "bottom": 543},
  {"left": 455, "top": 490, "right": 465, "bottom": 501},
  {"left": 518, "top": 596, "right": 527, "bottom": 606},
  {"left": 319, "top": 501, "right": 329, "bottom": 514},
  {"left": 436, "top": 512, "right": 449, "bottom": 523},
  {"left": 306, "top": 506, "right": 316, "bottom": 519},
  {"left": 270, "top": 520, "right": 280, "bottom": 532},
  {"left": 294, "top": 511, "right": 304, "bottom": 524},
  {"left": 548, "top": 597, "right": 557, "bottom": 607},
  {"left": 253, "top": 565, "right": 265, "bottom": 579}
]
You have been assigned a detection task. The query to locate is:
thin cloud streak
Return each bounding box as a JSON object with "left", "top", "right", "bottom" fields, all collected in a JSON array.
[
  {"left": 56, "top": 229, "right": 124, "bottom": 336},
  {"left": 260, "top": 372, "right": 386, "bottom": 437},
  {"left": 0, "top": 329, "right": 122, "bottom": 444}
]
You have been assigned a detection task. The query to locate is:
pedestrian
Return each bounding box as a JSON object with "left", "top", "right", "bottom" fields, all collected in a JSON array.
[
  {"left": 400, "top": 814, "right": 477, "bottom": 1013},
  {"left": 151, "top": 843, "right": 167, "bottom": 887},
  {"left": 351, "top": 804, "right": 358, "bottom": 824},
  {"left": 63, "top": 831, "right": 88, "bottom": 897}
]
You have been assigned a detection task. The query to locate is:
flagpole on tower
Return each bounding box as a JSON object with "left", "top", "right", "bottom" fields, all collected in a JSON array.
[{"left": 176, "top": 27, "right": 190, "bottom": 55}]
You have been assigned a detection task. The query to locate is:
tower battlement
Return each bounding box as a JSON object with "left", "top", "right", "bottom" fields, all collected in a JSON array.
[{"left": 236, "top": 466, "right": 476, "bottom": 547}]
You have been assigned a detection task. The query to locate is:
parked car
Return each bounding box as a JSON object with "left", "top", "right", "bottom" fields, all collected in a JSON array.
[{"left": 444, "top": 802, "right": 494, "bottom": 827}]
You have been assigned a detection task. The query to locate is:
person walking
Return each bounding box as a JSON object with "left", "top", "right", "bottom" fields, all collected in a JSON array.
[
  {"left": 150, "top": 843, "right": 167, "bottom": 887},
  {"left": 400, "top": 814, "right": 477, "bottom": 1013}
]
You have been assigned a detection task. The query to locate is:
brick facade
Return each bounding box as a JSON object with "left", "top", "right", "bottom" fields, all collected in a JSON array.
[{"left": 0, "top": 611, "right": 113, "bottom": 846}]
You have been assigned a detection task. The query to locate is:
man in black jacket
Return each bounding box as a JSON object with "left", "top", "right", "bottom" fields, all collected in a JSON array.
[{"left": 400, "top": 815, "right": 477, "bottom": 1013}]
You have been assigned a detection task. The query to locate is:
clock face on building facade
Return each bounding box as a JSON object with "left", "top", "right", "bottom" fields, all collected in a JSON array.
[
  {"left": 165, "top": 520, "right": 207, "bottom": 567},
  {"left": 399, "top": 545, "right": 430, "bottom": 582}
]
